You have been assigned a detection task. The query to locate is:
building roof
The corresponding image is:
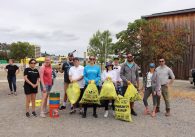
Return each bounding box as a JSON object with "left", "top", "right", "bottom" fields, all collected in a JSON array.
[{"left": 142, "top": 8, "right": 195, "bottom": 19}]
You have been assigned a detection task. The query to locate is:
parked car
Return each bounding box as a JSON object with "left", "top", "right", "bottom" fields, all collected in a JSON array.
[{"left": 189, "top": 68, "right": 195, "bottom": 86}]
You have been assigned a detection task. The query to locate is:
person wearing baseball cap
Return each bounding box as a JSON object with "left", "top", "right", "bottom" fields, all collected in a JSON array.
[
  {"left": 59, "top": 53, "right": 74, "bottom": 110},
  {"left": 142, "top": 63, "right": 161, "bottom": 117}
]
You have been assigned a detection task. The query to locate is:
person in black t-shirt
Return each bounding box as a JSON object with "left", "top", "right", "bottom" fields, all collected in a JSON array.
[
  {"left": 5, "top": 59, "right": 19, "bottom": 95},
  {"left": 24, "top": 59, "right": 40, "bottom": 117},
  {"left": 59, "top": 53, "right": 74, "bottom": 110}
]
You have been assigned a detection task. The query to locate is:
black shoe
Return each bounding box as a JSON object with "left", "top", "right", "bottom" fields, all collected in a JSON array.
[
  {"left": 82, "top": 113, "right": 86, "bottom": 118},
  {"left": 93, "top": 114, "right": 98, "bottom": 118},
  {"left": 26, "top": 112, "right": 30, "bottom": 118},
  {"left": 156, "top": 107, "right": 160, "bottom": 113},
  {"left": 69, "top": 109, "right": 76, "bottom": 114},
  {"left": 131, "top": 109, "right": 137, "bottom": 116},
  {"left": 8, "top": 92, "right": 13, "bottom": 95},
  {"left": 59, "top": 106, "right": 66, "bottom": 110},
  {"left": 32, "top": 111, "right": 37, "bottom": 117}
]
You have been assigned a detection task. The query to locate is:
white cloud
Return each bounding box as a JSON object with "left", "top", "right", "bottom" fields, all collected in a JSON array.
[{"left": 0, "top": 0, "right": 194, "bottom": 57}]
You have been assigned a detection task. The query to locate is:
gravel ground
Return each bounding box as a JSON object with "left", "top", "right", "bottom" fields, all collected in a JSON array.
[{"left": 0, "top": 72, "right": 195, "bottom": 137}]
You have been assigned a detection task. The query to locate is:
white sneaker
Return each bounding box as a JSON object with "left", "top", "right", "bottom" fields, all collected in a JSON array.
[
  {"left": 40, "top": 112, "right": 46, "bottom": 118},
  {"left": 104, "top": 111, "right": 109, "bottom": 118},
  {"left": 112, "top": 111, "right": 115, "bottom": 116}
]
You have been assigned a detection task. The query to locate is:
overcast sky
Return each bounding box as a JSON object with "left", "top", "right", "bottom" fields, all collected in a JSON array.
[{"left": 0, "top": 0, "right": 194, "bottom": 57}]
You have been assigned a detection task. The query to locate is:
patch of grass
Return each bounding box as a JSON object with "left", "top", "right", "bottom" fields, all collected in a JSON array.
[{"left": 170, "top": 88, "right": 195, "bottom": 101}]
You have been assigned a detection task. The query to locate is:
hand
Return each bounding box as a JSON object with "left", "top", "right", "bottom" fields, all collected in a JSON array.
[
  {"left": 157, "top": 91, "right": 161, "bottom": 96},
  {"left": 32, "top": 84, "right": 37, "bottom": 88},
  {"left": 88, "top": 80, "right": 91, "bottom": 84},
  {"left": 43, "top": 87, "right": 47, "bottom": 92},
  {"left": 106, "top": 77, "right": 112, "bottom": 80},
  {"left": 127, "top": 81, "right": 131, "bottom": 85}
]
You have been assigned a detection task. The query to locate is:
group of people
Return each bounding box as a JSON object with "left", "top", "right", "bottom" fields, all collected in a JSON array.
[{"left": 4, "top": 52, "right": 175, "bottom": 119}]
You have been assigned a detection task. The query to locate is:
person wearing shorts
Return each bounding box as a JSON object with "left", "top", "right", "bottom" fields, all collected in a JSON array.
[
  {"left": 39, "top": 57, "right": 53, "bottom": 118},
  {"left": 59, "top": 53, "right": 74, "bottom": 110},
  {"left": 24, "top": 59, "right": 40, "bottom": 117}
]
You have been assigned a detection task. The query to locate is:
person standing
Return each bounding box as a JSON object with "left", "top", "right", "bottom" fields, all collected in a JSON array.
[
  {"left": 59, "top": 53, "right": 74, "bottom": 110},
  {"left": 142, "top": 63, "right": 161, "bottom": 117},
  {"left": 113, "top": 56, "right": 122, "bottom": 95},
  {"left": 156, "top": 57, "right": 175, "bottom": 116},
  {"left": 39, "top": 57, "right": 53, "bottom": 118},
  {"left": 120, "top": 53, "right": 140, "bottom": 116},
  {"left": 101, "top": 61, "right": 116, "bottom": 118},
  {"left": 82, "top": 55, "right": 101, "bottom": 118},
  {"left": 69, "top": 57, "right": 85, "bottom": 114},
  {"left": 24, "top": 59, "right": 40, "bottom": 117},
  {"left": 5, "top": 59, "right": 19, "bottom": 95}
]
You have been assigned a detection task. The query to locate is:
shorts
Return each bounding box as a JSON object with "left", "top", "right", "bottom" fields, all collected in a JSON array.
[
  {"left": 40, "top": 84, "right": 52, "bottom": 93},
  {"left": 24, "top": 84, "right": 38, "bottom": 95}
]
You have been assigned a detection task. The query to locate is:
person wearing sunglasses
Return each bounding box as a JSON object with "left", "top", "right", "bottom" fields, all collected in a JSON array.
[
  {"left": 142, "top": 63, "right": 161, "bottom": 117},
  {"left": 82, "top": 55, "right": 101, "bottom": 118},
  {"left": 101, "top": 61, "right": 117, "bottom": 118},
  {"left": 156, "top": 57, "right": 175, "bottom": 116},
  {"left": 23, "top": 59, "right": 40, "bottom": 117},
  {"left": 120, "top": 53, "right": 140, "bottom": 116},
  {"left": 39, "top": 57, "right": 53, "bottom": 118}
]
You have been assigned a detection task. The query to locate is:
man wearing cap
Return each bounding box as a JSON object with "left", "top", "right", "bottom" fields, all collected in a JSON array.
[
  {"left": 59, "top": 53, "right": 74, "bottom": 110},
  {"left": 120, "top": 53, "right": 140, "bottom": 116},
  {"left": 156, "top": 57, "right": 175, "bottom": 116}
]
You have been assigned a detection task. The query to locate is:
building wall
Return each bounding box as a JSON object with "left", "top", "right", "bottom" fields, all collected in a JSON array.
[{"left": 145, "top": 12, "right": 195, "bottom": 79}]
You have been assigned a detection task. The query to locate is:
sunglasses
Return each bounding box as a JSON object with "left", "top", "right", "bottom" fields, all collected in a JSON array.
[
  {"left": 89, "top": 58, "right": 95, "bottom": 60},
  {"left": 127, "top": 56, "right": 133, "bottom": 58},
  {"left": 159, "top": 60, "right": 164, "bottom": 63},
  {"left": 30, "top": 62, "right": 36, "bottom": 64}
]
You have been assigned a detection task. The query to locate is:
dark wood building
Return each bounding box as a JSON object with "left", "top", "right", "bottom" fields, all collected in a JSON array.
[{"left": 142, "top": 8, "right": 195, "bottom": 79}]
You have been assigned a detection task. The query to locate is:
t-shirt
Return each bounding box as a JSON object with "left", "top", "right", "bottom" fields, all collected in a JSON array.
[
  {"left": 113, "top": 65, "right": 122, "bottom": 82},
  {"left": 101, "top": 70, "right": 117, "bottom": 84},
  {"left": 84, "top": 65, "right": 101, "bottom": 86},
  {"left": 62, "top": 61, "right": 74, "bottom": 81},
  {"left": 146, "top": 72, "right": 153, "bottom": 88},
  {"left": 5, "top": 64, "right": 19, "bottom": 77},
  {"left": 69, "top": 65, "right": 85, "bottom": 88},
  {"left": 40, "top": 65, "right": 53, "bottom": 86},
  {"left": 24, "top": 68, "right": 40, "bottom": 86}
]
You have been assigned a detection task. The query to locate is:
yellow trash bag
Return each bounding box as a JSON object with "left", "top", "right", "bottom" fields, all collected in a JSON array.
[
  {"left": 124, "top": 84, "right": 142, "bottom": 102},
  {"left": 66, "top": 82, "right": 81, "bottom": 105},
  {"left": 114, "top": 95, "right": 132, "bottom": 122},
  {"left": 100, "top": 80, "right": 117, "bottom": 100},
  {"left": 80, "top": 81, "right": 100, "bottom": 105}
]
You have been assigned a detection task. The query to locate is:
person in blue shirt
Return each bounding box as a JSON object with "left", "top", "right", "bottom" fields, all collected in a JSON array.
[{"left": 82, "top": 55, "right": 101, "bottom": 118}]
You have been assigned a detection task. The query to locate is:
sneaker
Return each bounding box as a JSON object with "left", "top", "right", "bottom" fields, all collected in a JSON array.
[
  {"left": 165, "top": 109, "right": 171, "bottom": 117},
  {"left": 79, "top": 109, "right": 83, "bottom": 115},
  {"left": 151, "top": 111, "right": 156, "bottom": 117},
  {"left": 104, "top": 111, "right": 109, "bottom": 118},
  {"left": 40, "top": 112, "right": 46, "bottom": 118},
  {"left": 69, "top": 109, "right": 76, "bottom": 114},
  {"left": 14, "top": 92, "right": 17, "bottom": 96},
  {"left": 26, "top": 112, "right": 30, "bottom": 118},
  {"left": 32, "top": 111, "right": 37, "bottom": 117},
  {"left": 43, "top": 110, "right": 49, "bottom": 114},
  {"left": 59, "top": 106, "right": 66, "bottom": 110},
  {"left": 112, "top": 111, "right": 115, "bottom": 117},
  {"left": 93, "top": 113, "right": 98, "bottom": 118},
  {"left": 131, "top": 109, "right": 138, "bottom": 116},
  {"left": 155, "top": 107, "right": 160, "bottom": 113},
  {"left": 144, "top": 109, "right": 150, "bottom": 115},
  {"left": 82, "top": 113, "right": 86, "bottom": 118},
  {"left": 8, "top": 92, "right": 13, "bottom": 95}
]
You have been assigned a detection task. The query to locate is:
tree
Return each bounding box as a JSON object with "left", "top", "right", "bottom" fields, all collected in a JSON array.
[
  {"left": 114, "top": 19, "right": 189, "bottom": 75},
  {"left": 10, "top": 41, "right": 35, "bottom": 60},
  {"left": 88, "top": 30, "right": 113, "bottom": 67}
]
